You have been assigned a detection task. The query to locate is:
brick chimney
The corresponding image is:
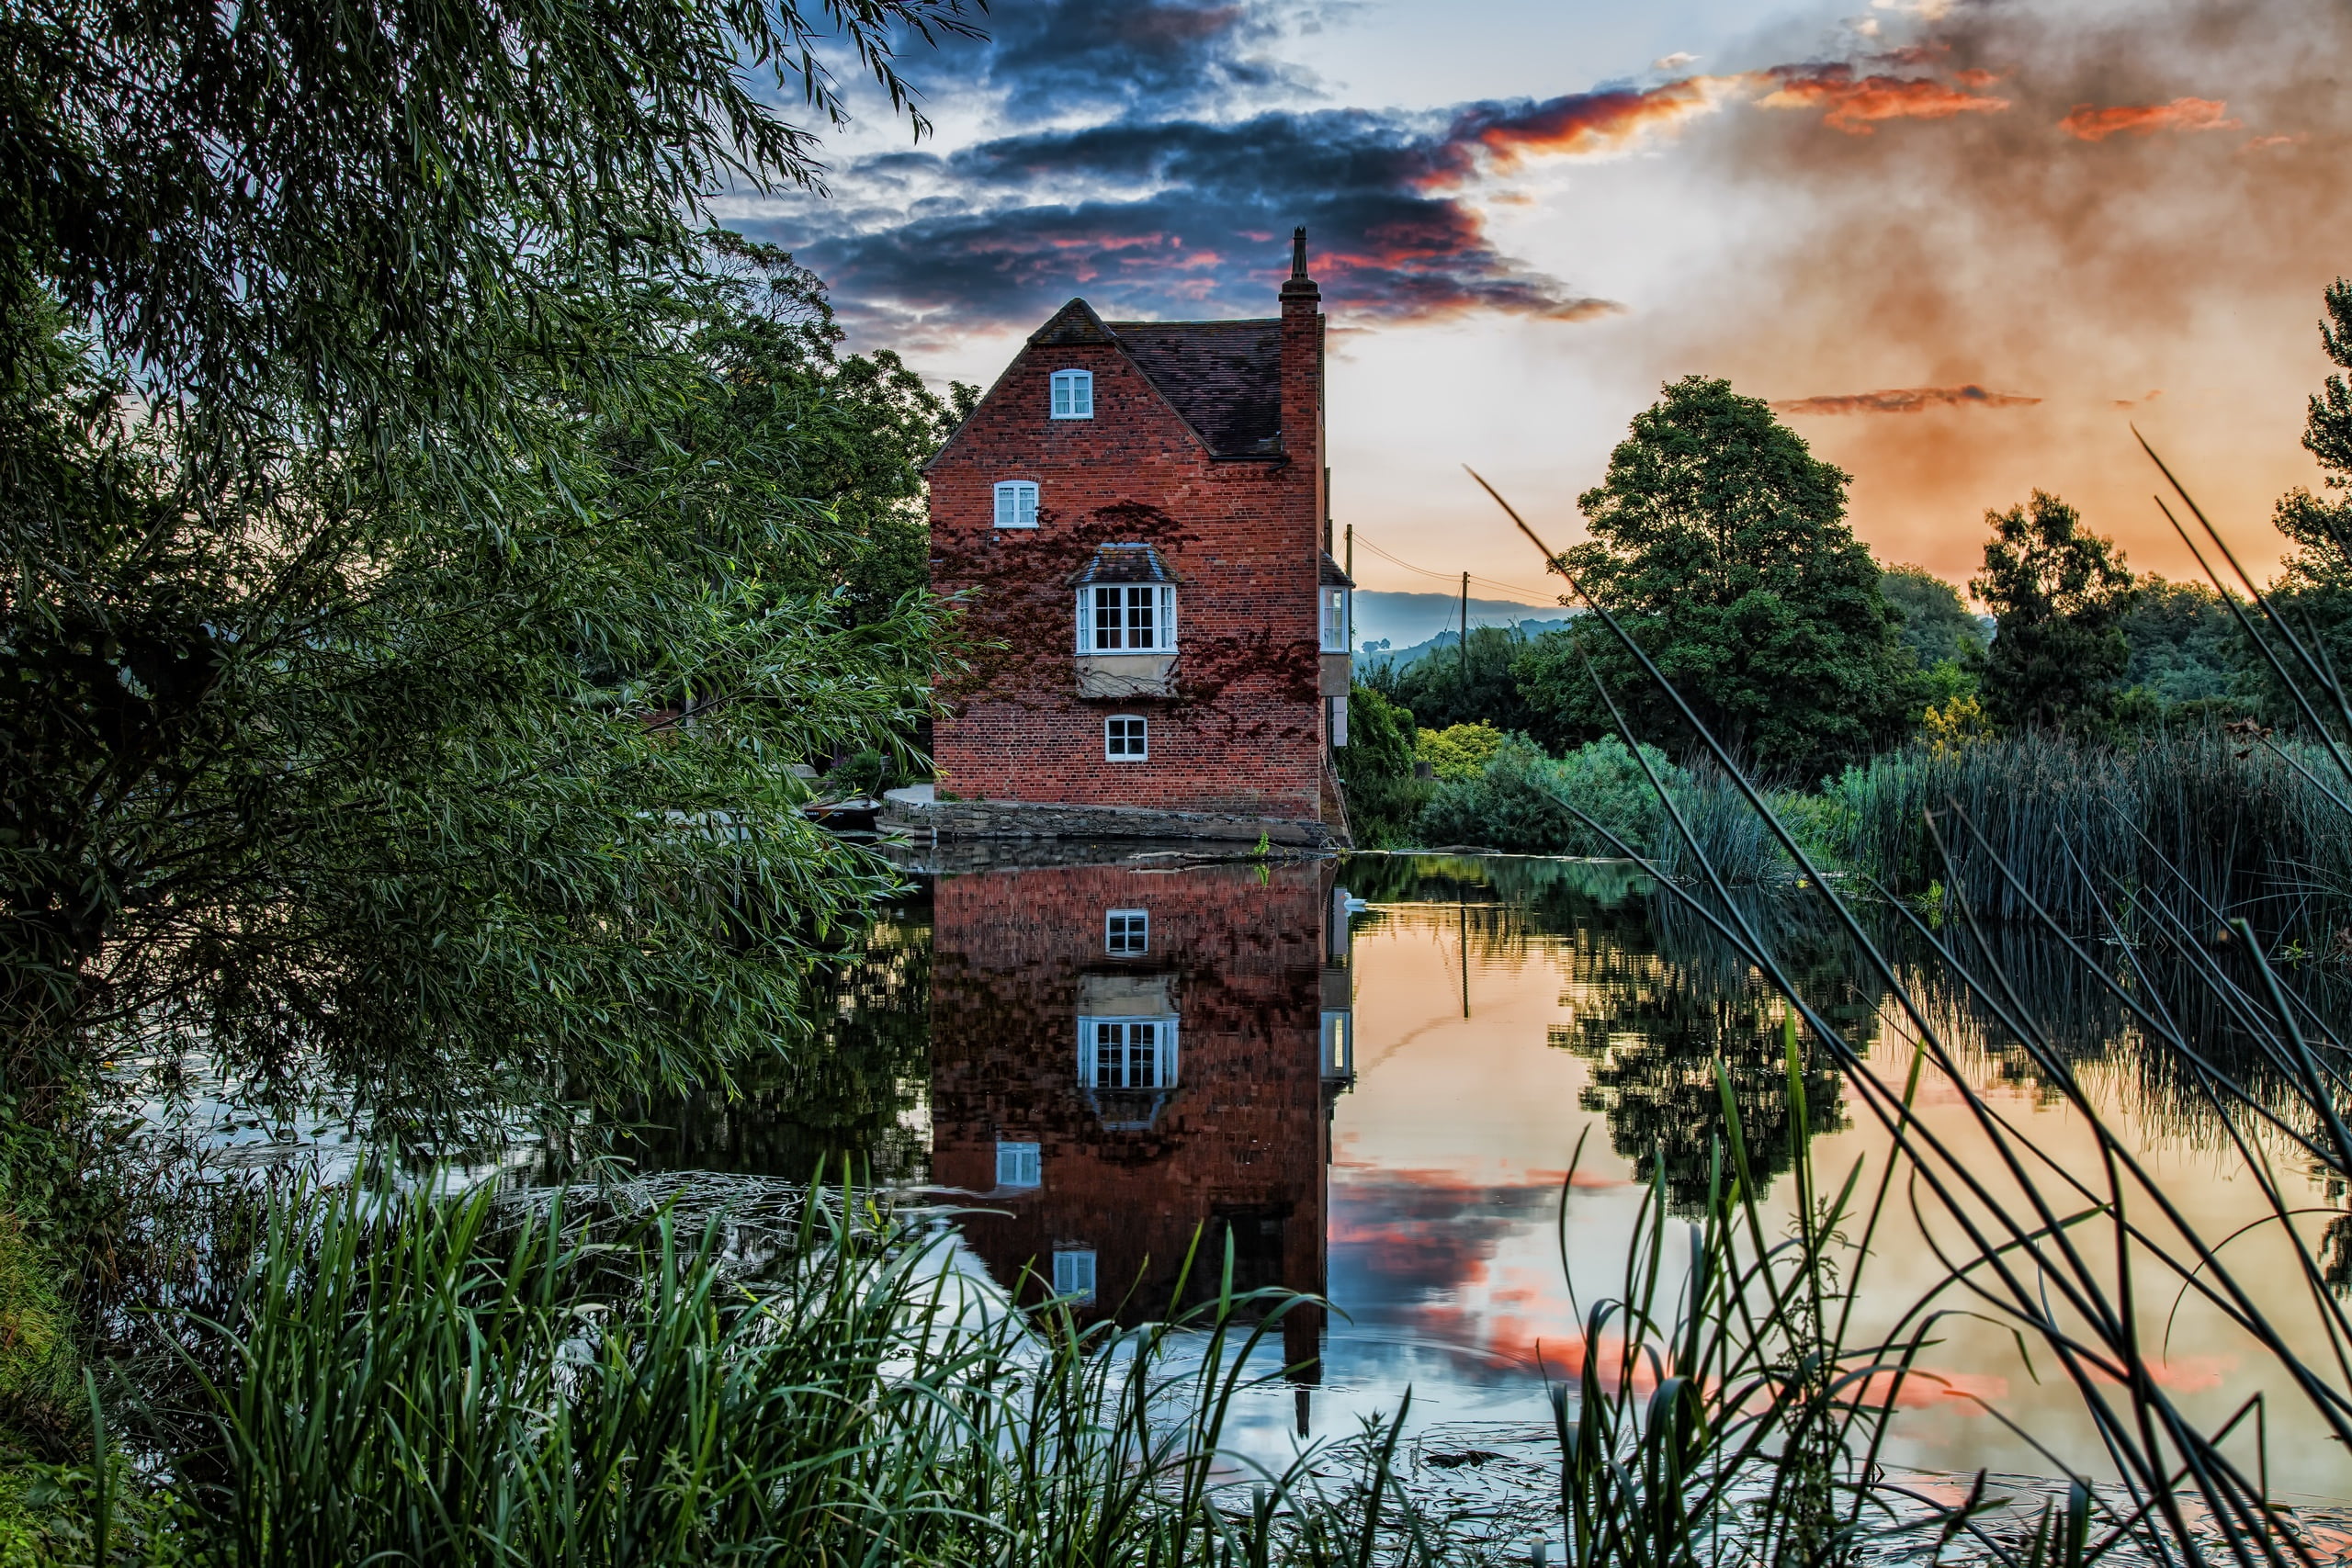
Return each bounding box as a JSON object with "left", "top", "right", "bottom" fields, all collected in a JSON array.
[{"left": 1279, "top": 227, "right": 1327, "bottom": 548}]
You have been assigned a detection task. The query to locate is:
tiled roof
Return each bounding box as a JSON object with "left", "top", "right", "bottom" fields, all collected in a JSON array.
[
  {"left": 1068, "top": 543, "right": 1181, "bottom": 586},
  {"left": 1319, "top": 551, "right": 1354, "bottom": 588},
  {"left": 1104, "top": 319, "right": 1284, "bottom": 459}
]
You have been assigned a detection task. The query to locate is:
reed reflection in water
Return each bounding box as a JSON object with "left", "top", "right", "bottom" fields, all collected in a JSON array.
[{"left": 594, "top": 849, "right": 2349, "bottom": 1502}]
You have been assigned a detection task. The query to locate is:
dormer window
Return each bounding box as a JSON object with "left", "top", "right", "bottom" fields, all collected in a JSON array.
[
  {"left": 1050, "top": 369, "right": 1094, "bottom": 419},
  {"left": 994, "top": 480, "right": 1039, "bottom": 529}
]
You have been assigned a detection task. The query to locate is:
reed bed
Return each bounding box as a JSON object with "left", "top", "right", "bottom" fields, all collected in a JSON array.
[{"left": 1820, "top": 728, "right": 2352, "bottom": 938}]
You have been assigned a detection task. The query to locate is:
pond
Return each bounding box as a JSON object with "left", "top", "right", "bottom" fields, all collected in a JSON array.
[
  {"left": 528, "top": 847, "right": 2348, "bottom": 1508},
  {"left": 175, "top": 846, "right": 2352, "bottom": 1507}
]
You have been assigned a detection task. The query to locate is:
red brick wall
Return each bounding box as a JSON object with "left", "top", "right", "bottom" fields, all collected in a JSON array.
[
  {"left": 928, "top": 861, "right": 1333, "bottom": 1371},
  {"left": 927, "top": 299, "right": 1328, "bottom": 819}
]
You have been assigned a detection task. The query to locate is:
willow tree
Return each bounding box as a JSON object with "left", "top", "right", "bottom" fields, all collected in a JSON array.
[{"left": 0, "top": 0, "right": 977, "bottom": 1131}]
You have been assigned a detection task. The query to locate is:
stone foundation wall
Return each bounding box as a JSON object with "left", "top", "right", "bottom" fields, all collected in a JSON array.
[{"left": 879, "top": 793, "right": 1340, "bottom": 848}]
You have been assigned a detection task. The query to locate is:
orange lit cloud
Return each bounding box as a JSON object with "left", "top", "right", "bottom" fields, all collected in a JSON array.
[
  {"left": 1443, "top": 77, "right": 1737, "bottom": 178},
  {"left": 1772, "top": 385, "right": 2043, "bottom": 416},
  {"left": 1756, "top": 63, "right": 2011, "bottom": 135},
  {"left": 2058, "top": 96, "right": 2240, "bottom": 141}
]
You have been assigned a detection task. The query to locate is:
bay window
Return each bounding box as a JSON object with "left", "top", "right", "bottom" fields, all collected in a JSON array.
[{"left": 1078, "top": 582, "right": 1177, "bottom": 654}]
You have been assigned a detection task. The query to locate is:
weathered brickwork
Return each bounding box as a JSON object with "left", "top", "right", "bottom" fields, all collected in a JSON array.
[
  {"left": 928, "top": 860, "right": 1339, "bottom": 1374},
  {"left": 927, "top": 247, "right": 1334, "bottom": 823}
]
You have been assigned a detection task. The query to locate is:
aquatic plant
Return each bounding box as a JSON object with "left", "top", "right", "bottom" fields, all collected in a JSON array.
[
  {"left": 1479, "top": 457, "right": 2352, "bottom": 1568},
  {"left": 19, "top": 1178, "right": 1456, "bottom": 1567}
]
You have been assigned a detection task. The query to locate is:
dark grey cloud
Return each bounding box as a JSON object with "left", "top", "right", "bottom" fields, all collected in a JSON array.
[
  {"left": 965, "top": 0, "right": 1310, "bottom": 121},
  {"left": 764, "top": 90, "right": 1674, "bottom": 333}
]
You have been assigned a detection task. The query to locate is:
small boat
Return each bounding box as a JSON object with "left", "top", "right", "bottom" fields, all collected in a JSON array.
[{"left": 802, "top": 796, "right": 881, "bottom": 832}]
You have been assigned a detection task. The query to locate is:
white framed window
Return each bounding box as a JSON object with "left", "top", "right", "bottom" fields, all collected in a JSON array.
[
  {"left": 1078, "top": 583, "right": 1177, "bottom": 653},
  {"left": 1105, "top": 908, "right": 1148, "bottom": 956},
  {"left": 1049, "top": 368, "right": 1093, "bottom": 419},
  {"left": 1321, "top": 1010, "right": 1353, "bottom": 1077},
  {"left": 1079, "top": 1016, "right": 1178, "bottom": 1089},
  {"left": 1105, "top": 715, "right": 1148, "bottom": 761},
  {"left": 1052, "top": 1248, "right": 1097, "bottom": 1302},
  {"left": 1319, "top": 586, "right": 1351, "bottom": 652},
  {"left": 993, "top": 480, "right": 1039, "bottom": 529},
  {"left": 996, "top": 1140, "right": 1041, "bottom": 1189}
]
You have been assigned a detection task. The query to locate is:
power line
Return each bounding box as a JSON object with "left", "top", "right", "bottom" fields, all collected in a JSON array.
[{"left": 1348, "top": 529, "right": 1561, "bottom": 604}]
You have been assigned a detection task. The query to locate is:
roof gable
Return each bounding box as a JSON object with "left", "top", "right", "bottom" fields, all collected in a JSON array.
[
  {"left": 1106, "top": 319, "right": 1283, "bottom": 459},
  {"left": 932, "top": 298, "right": 1290, "bottom": 469},
  {"left": 1029, "top": 297, "right": 1118, "bottom": 346}
]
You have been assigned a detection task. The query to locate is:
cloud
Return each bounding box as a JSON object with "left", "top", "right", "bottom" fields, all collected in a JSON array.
[
  {"left": 1771, "top": 385, "right": 2043, "bottom": 415},
  {"left": 2058, "top": 96, "right": 2241, "bottom": 141},
  {"left": 785, "top": 103, "right": 1635, "bottom": 332},
  {"left": 957, "top": 0, "right": 1311, "bottom": 121},
  {"left": 1667, "top": 0, "right": 2352, "bottom": 589},
  {"left": 1756, "top": 62, "right": 2011, "bottom": 134},
  {"left": 1442, "top": 78, "right": 1742, "bottom": 174}
]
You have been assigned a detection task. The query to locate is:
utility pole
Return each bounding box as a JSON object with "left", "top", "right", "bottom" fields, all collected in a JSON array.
[
  {"left": 1343, "top": 524, "right": 1353, "bottom": 649},
  {"left": 1458, "top": 571, "right": 1469, "bottom": 683}
]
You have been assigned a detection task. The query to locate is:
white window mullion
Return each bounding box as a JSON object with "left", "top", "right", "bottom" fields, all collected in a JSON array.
[
  {"left": 1159, "top": 584, "right": 1177, "bottom": 653},
  {"left": 1076, "top": 589, "right": 1093, "bottom": 652}
]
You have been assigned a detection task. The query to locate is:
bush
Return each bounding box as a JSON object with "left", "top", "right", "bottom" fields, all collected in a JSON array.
[
  {"left": 1415, "top": 723, "right": 1505, "bottom": 782},
  {"left": 1335, "top": 686, "right": 1430, "bottom": 848},
  {"left": 1416, "top": 735, "right": 1679, "bottom": 856}
]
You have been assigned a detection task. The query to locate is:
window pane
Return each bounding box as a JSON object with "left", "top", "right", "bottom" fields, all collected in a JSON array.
[
  {"left": 1126, "top": 586, "right": 1155, "bottom": 648},
  {"left": 1054, "top": 1249, "right": 1096, "bottom": 1301},
  {"left": 1094, "top": 587, "right": 1121, "bottom": 649},
  {"left": 1019, "top": 485, "right": 1036, "bottom": 525},
  {"left": 997, "top": 1140, "right": 1040, "bottom": 1188}
]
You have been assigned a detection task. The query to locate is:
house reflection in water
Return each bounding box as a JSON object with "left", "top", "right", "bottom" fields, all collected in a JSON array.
[{"left": 930, "top": 858, "right": 1354, "bottom": 1425}]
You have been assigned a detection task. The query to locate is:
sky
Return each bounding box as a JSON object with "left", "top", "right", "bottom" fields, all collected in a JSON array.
[{"left": 726, "top": 0, "right": 2352, "bottom": 604}]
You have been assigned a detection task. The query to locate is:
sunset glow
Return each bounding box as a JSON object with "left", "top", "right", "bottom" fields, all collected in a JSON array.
[{"left": 750, "top": 0, "right": 2350, "bottom": 596}]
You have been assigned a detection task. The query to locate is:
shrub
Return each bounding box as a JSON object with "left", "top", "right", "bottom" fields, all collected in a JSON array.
[
  {"left": 1415, "top": 722, "right": 1506, "bottom": 782},
  {"left": 1335, "top": 685, "right": 1429, "bottom": 848},
  {"left": 1416, "top": 734, "right": 1679, "bottom": 856}
]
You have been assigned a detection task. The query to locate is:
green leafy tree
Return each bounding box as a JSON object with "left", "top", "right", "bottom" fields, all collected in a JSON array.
[
  {"left": 1970, "top": 491, "right": 2137, "bottom": 735},
  {"left": 1516, "top": 378, "right": 1917, "bottom": 780},
  {"left": 0, "top": 0, "right": 973, "bottom": 1128},
  {"left": 687, "top": 235, "right": 976, "bottom": 624},
  {"left": 2120, "top": 578, "right": 2255, "bottom": 720},
  {"left": 2262, "top": 277, "right": 2352, "bottom": 715},
  {"left": 1387, "top": 624, "right": 1547, "bottom": 738},
  {"left": 1881, "top": 565, "right": 1984, "bottom": 667},
  {"left": 1334, "top": 684, "right": 1428, "bottom": 849}
]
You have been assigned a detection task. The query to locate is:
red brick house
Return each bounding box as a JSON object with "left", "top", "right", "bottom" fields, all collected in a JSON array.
[{"left": 922, "top": 231, "right": 1353, "bottom": 842}]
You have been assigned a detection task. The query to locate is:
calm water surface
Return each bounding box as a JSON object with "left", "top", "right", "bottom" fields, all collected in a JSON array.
[{"left": 186, "top": 848, "right": 2351, "bottom": 1501}]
